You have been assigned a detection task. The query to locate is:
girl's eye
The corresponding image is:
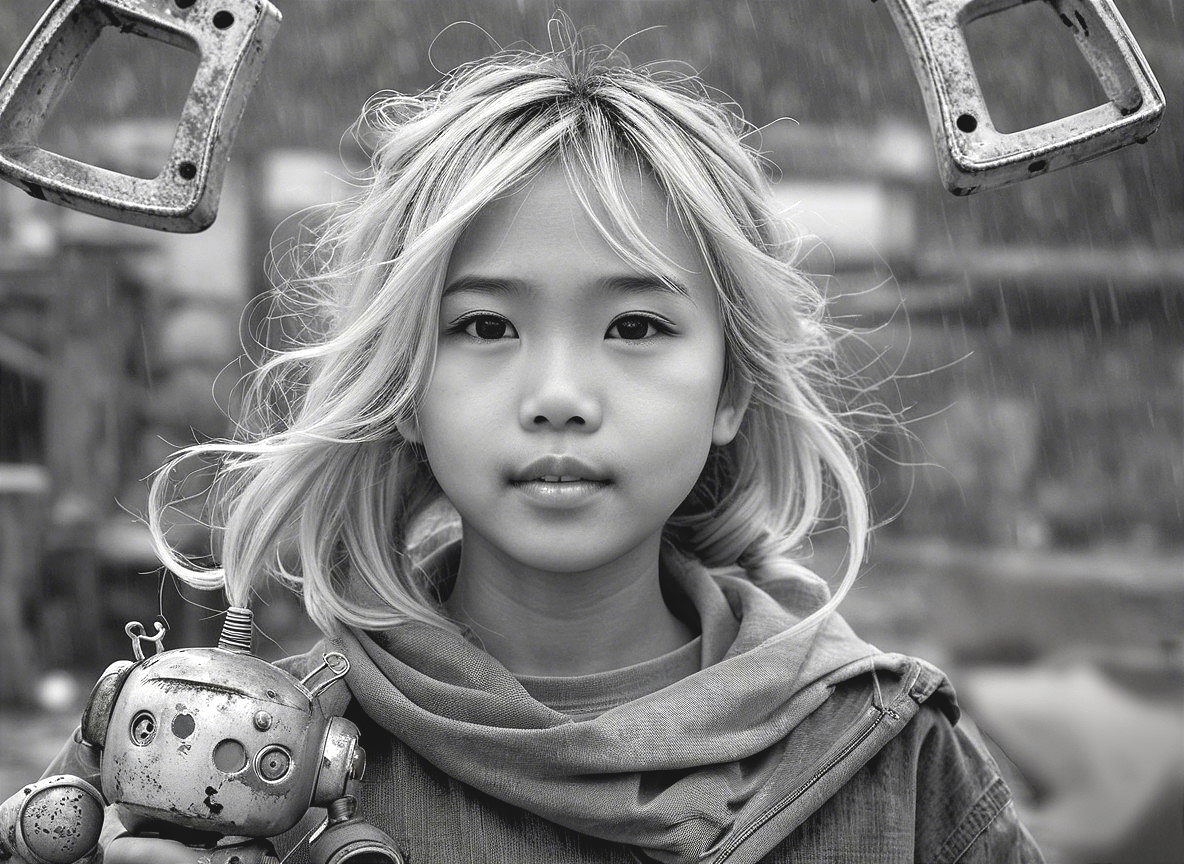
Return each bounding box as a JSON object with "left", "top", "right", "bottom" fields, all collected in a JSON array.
[
  {"left": 606, "top": 314, "right": 670, "bottom": 341},
  {"left": 454, "top": 313, "right": 518, "bottom": 341}
]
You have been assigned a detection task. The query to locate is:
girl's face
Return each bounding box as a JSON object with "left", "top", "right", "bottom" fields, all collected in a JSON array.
[{"left": 407, "top": 162, "right": 747, "bottom": 577}]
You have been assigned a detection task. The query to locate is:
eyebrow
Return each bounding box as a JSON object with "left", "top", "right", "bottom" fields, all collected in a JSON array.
[
  {"left": 603, "top": 274, "right": 690, "bottom": 297},
  {"left": 441, "top": 273, "right": 690, "bottom": 298}
]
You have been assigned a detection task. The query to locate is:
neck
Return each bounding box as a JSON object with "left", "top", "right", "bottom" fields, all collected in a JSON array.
[{"left": 444, "top": 532, "right": 693, "bottom": 677}]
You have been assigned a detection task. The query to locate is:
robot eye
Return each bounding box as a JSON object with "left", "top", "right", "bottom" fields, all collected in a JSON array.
[
  {"left": 256, "top": 745, "right": 293, "bottom": 782},
  {"left": 130, "top": 711, "right": 157, "bottom": 746}
]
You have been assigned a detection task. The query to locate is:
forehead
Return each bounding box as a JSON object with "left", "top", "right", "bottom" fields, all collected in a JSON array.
[{"left": 444, "top": 161, "right": 712, "bottom": 294}]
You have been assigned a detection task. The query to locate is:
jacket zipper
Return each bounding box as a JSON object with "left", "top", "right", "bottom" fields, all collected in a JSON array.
[{"left": 712, "top": 704, "right": 900, "bottom": 863}]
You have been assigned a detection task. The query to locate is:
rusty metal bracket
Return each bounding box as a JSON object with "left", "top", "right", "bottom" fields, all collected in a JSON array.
[
  {"left": 881, "top": 0, "right": 1165, "bottom": 195},
  {"left": 0, "top": 0, "right": 281, "bottom": 232}
]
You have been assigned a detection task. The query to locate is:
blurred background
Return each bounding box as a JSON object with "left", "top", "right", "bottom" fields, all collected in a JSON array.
[{"left": 0, "top": 1, "right": 1180, "bottom": 861}]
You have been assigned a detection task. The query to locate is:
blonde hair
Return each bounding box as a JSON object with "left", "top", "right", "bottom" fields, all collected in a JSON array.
[{"left": 148, "top": 36, "right": 869, "bottom": 640}]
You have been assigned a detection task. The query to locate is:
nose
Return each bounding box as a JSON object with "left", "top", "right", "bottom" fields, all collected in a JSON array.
[{"left": 518, "top": 346, "right": 602, "bottom": 433}]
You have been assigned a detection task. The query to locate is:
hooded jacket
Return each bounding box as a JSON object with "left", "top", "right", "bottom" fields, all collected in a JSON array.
[{"left": 269, "top": 543, "right": 1044, "bottom": 864}]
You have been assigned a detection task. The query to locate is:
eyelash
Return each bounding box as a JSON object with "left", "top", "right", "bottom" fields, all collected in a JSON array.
[
  {"left": 606, "top": 313, "right": 675, "bottom": 341},
  {"left": 447, "top": 311, "right": 517, "bottom": 341},
  {"left": 445, "top": 311, "right": 675, "bottom": 342}
]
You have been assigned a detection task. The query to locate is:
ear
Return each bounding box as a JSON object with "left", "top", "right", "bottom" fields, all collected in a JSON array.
[
  {"left": 397, "top": 415, "right": 422, "bottom": 444},
  {"left": 712, "top": 374, "right": 753, "bottom": 446}
]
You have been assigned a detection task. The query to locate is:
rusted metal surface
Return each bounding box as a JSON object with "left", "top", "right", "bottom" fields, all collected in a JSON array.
[
  {"left": 0, "top": 0, "right": 280, "bottom": 232},
  {"left": 98, "top": 647, "right": 361, "bottom": 838},
  {"left": 882, "top": 0, "right": 1165, "bottom": 195},
  {"left": 0, "top": 615, "right": 381, "bottom": 862},
  {"left": 0, "top": 774, "right": 104, "bottom": 864},
  {"left": 79, "top": 659, "right": 136, "bottom": 750},
  {"left": 309, "top": 795, "right": 408, "bottom": 864}
]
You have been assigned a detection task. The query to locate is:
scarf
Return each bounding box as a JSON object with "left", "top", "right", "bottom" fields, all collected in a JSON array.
[{"left": 330, "top": 545, "right": 879, "bottom": 864}]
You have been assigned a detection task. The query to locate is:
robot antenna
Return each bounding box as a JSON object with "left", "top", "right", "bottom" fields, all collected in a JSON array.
[{"left": 125, "top": 619, "right": 168, "bottom": 661}]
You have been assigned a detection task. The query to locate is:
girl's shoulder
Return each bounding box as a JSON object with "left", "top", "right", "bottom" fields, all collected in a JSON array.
[
  {"left": 273, "top": 641, "right": 353, "bottom": 716},
  {"left": 760, "top": 700, "right": 1043, "bottom": 863},
  {"left": 909, "top": 706, "right": 1044, "bottom": 863},
  {"left": 273, "top": 644, "right": 328, "bottom": 679}
]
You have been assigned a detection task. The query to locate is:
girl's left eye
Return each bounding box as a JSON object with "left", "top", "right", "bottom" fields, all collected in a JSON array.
[
  {"left": 450, "top": 313, "right": 518, "bottom": 341},
  {"left": 606, "top": 314, "right": 671, "bottom": 341}
]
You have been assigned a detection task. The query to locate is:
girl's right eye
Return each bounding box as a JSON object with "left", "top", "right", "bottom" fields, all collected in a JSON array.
[{"left": 451, "top": 313, "right": 518, "bottom": 341}]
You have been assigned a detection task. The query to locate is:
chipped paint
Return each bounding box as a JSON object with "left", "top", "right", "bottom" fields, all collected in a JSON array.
[
  {"left": 0, "top": 0, "right": 281, "bottom": 231},
  {"left": 882, "top": 0, "right": 1164, "bottom": 193},
  {"left": 98, "top": 647, "right": 362, "bottom": 838}
]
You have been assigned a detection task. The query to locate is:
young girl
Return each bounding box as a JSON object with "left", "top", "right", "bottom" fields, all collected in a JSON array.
[{"left": 50, "top": 36, "right": 1041, "bottom": 864}]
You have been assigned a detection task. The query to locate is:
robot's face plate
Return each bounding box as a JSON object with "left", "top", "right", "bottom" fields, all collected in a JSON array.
[{"left": 102, "top": 649, "right": 328, "bottom": 837}]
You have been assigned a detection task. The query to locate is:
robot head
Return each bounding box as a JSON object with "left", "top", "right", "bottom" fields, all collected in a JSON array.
[{"left": 82, "top": 611, "right": 362, "bottom": 839}]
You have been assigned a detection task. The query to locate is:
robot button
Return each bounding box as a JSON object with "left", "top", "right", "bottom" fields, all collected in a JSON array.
[{"left": 258, "top": 746, "right": 293, "bottom": 781}]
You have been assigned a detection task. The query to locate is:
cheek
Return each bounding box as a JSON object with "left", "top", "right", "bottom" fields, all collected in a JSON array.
[
  {"left": 418, "top": 359, "right": 488, "bottom": 432},
  {"left": 653, "top": 344, "right": 726, "bottom": 429},
  {"left": 415, "top": 368, "right": 506, "bottom": 482},
  {"left": 622, "top": 358, "right": 724, "bottom": 477}
]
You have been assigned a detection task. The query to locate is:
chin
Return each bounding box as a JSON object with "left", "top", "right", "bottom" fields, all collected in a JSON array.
[{"left": 503, "top": 534, "right": 649, "bottom": 576}]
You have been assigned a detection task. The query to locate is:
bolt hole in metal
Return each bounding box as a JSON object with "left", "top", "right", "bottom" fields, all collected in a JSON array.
[
  {"left": 174, "top": 0, "right": 196, "bottom": 8},
  {"left": 130, "top": 711, "right": 157, "bottom": 746},
  {"left": 213, "top": 10, "right": 235, "bottom": 29},
  {"left": 213, "top": 739, "right": 248, "bottom": 773},
  {"left": 178, "top": 161, "right": 197, "bottom": 180},
  {"left": 956, "top": 113, "right": 978, "bottom": 133},
  {"left": 172, "top": 713, "right": 196, "bottom": 739}
]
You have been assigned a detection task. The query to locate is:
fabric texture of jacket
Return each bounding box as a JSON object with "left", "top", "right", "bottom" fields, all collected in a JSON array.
[
  {"left": 267, "top": 542, "right": 1045, "bottom": 864},
  {"left": 272, "top": 651, "right": 1041, "bottom": 864}
]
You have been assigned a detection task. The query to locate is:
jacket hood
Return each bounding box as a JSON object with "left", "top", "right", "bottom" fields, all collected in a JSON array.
[{"left": 318, "top": 541, "right": 957, "bottom": 864}]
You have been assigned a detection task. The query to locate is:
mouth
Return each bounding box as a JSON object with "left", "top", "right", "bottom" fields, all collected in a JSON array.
[
  {"left": 511, "top": 477, "right": 609, "bottom": 508},
  {"left": 509, "top": 457, "right": 611, "bottom": 507},
  {"left": 510, "top": 456, "right": 611, "bottom": 486},
  {"left": 512, "top": 476, "right": 611, "bottom": 493}
]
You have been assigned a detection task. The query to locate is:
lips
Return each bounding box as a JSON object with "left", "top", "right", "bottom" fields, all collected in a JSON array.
[{"left": 511, "top": 455, "right": 610, "bottom": 485}]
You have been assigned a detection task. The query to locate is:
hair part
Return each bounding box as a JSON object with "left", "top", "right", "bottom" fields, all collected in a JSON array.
[{"left": 148, "top": 31, "right": 870, "bottom": 640}]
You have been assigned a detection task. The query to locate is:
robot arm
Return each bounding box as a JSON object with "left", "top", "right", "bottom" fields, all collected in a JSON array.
[
  {"left": 0, "top": 773, "right": 105, "bottom": 864},
  {"left": 0, "top": 651, "right": 131, "bottom": 863},
  {"left": 0, "top": 677, "right": 116, "bottom": 864}
]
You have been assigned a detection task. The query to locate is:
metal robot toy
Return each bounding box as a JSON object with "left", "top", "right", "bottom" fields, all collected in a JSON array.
[{"left": 0, "top": 608, "right": 403, "bottom": 864}]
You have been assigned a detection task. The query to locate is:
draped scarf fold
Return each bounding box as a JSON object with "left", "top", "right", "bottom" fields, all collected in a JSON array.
[{"left": 330, "top": 546, "right": 879, "bottom": 864}]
